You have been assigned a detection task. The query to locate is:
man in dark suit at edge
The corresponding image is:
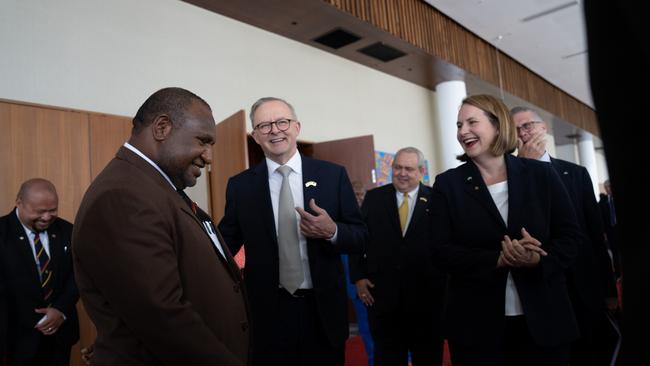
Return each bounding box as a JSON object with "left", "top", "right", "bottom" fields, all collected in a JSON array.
[
  {"left": 511, "top": 106, "right": 618, "bottom": 365},
  {"left": 0, "top": 178, "right": 79, "bottom": 366},
  {"left": 218, "top": 97, "right": 367, "bottom": 366}
]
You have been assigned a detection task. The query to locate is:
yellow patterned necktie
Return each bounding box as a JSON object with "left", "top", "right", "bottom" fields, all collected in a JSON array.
[{"left": 398, "top": 192, "right": 409, "bottom": 232}]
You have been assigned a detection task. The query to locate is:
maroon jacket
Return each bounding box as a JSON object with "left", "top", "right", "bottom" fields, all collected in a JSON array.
[{"left": 73, "top": 147, "right": 250, "bottom": 366}]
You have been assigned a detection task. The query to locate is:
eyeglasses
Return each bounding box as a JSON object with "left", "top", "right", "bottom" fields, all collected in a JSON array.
[
  {"left": 253, "top": 118, "right": 295, "bottom": 134},
  {"left": 516, "top": 121, "right": 542, "bottom": 133}
]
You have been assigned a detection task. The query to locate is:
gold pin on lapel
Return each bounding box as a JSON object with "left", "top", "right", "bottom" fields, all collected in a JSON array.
[
  {"left": 419, "top": 197, "right": 428, "bottom": 202},
  {"left": 305, "top": 181, "right": 317, "bottom": 188}
]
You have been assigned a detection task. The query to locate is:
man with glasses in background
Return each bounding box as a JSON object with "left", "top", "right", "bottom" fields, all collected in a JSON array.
[
  {"left": 219, "top": 97, "right": 367, "bottom": 366},
  {"left": 511, "top": 106, "right": 618, "bottom": 366}
]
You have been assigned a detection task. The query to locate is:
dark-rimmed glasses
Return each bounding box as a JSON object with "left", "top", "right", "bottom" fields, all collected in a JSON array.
[
  {"left": 516, "top": 121, "right": 542, "bottom": 133},
  {"left": 253, "top": 118, "right": 296, "bottom": 134}
]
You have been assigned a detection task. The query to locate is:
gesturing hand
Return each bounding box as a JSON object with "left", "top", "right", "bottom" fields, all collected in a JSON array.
[{"left": 295, "top": 199, "right": 337, "bottom": 239}]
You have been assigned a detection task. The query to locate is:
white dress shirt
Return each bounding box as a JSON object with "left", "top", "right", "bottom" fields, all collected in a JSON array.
[
  {"left": 487, "top": 180, "right": 524, "bottom": 316},
  {"left": 16, "top": 209, "right": 51, "bottom": 272}
]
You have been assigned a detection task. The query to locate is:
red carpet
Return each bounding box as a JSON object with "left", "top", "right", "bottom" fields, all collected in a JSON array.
[{"left": 345, "top": 336, "right": 452, "bottom": 366}]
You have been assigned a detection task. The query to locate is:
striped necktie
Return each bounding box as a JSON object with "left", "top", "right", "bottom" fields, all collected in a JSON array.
[{"left": 33, "top": 231, "right": 53, "bottom": 303}]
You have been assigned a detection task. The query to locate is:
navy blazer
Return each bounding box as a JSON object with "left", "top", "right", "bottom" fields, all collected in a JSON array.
[
  {"left": 430, "top": 154, "right": 580, "bottom": 347},
  {"left": 218, "top": 155, "right": 367, "bottom": 350},
  {"left": 0, "top": 210, "right": 79, "bottom": 361}
]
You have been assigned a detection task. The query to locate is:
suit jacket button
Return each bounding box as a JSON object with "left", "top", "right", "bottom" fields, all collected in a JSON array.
[
  {"left": 241, "top": 321, "right": 248, "bottom": 332},
  {"left": 233, "top": 283, "right": 240, "bottom": 293}
]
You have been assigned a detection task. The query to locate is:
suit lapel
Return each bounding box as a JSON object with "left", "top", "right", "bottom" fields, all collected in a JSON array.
[
  {"left": 301, "top": 156, "right": 320, "bottom": 212},
  {"left": 505, "top": 155, "right": 525, "bottom": 232},
  {"left": 405, "top": 183, "right": 429, "bottom": 238},
  {"left": 47, "top": 228, "right": 63, "bottom": 284},
  {"left": 252, "top": 160, "right": 278, "bottom": 245},
  {"left": 9, "top": 211, "right": 42, "bottom": 290},
  {"left": 383, "top": 185, "right": 403, "bottom": 236},
  {"left": 461, "top": 161, "right": 507, "bottom": 228}
]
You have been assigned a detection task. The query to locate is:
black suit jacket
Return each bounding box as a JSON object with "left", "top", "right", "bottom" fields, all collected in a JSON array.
[
  {"left": 218, "top": 155, "right": 367, "bottom": 350},
  {"left": 550, "top": 158, "right": 617, "bottom": 320},
  {"left": 430, "top": 155, "right": 580, "bottom": 347},
  {"left": 349, "top": 183, "right": 445, "bottom": 316},
  {"left": 599, "top": 193, "right": 620, "bottom": 275},
  {"left": 0, "top": 210, "right": 79, "bottom": 361}
]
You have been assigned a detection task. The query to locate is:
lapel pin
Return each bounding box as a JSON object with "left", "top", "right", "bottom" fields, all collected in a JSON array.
[
  {"left": 419, "top": 197, "right": 428, "bottom": 202},
  {"left": 51, "top": 234, "right": 56, "bottom": 238},
  {"left": 466, "top": 176, "right": 473, "bottom": 181},
  {"left": 474, "top": 186, "right": 479, "bottom": 190},
  {"left": 305, "top": 181, "right": 317, "bottom": 188},
  {"left": 563, "top": 171, "right": 569, "bottom": 175},
  {"left": 19, "top": 236, "right": 24, "bottom": 240}
]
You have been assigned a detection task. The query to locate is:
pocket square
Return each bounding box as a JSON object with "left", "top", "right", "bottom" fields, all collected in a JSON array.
[{"left": 305, "top": 181, "right": 317, "bottom": 188}]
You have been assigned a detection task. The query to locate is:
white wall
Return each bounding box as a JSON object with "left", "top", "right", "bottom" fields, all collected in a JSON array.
[{"left": 1, "top": 0, "right": 439, "bottom": 207}]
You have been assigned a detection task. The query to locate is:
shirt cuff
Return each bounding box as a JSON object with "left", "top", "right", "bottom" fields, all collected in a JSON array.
[{"left": 328, "top": 225, "right": 338, "bottom": 243}]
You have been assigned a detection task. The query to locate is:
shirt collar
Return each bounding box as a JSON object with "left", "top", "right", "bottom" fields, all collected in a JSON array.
[
  {"left": 123, "top": 142, "right": 176, "bottom": 190},
  {"left": 266, "top": 151, "right": 302, "bottom": 177},
  {"left": 396, "top": 184, "right": 420, "bottom": 199},
  {"left": 539, "top": 150, "right": 551, "bottom": 163}
]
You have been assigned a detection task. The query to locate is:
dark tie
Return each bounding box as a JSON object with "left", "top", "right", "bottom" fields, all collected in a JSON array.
[
  {"left": 33, "top": 231, "right": 53, "bottom": 304},
  {"left": 177, "top": 189, "right": 197, "bottom": 215}
]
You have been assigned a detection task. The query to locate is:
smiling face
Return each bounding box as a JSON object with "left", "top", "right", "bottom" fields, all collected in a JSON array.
[
  {"left": 16, "top": 185, "right": 58, "bottom": 232},
  {"left": 456, "top": 103, "right": 500, "bottom": 160},
  {"left": 157, "top": 100, "right": 216, "bottom": 190},
  {"left": 392, "top": 151, "right": 423, "bottom": 193},
  {"left": 251, "top": 100, "right": 301, "bottom": 165}
]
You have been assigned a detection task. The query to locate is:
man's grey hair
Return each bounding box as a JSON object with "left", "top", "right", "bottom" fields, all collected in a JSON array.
[
  {"left": 249, "top": 97, "right": 298, "bottom": 128},
  {"left": 395, "top": 147, "right": 426, "bottom": 168},
  {"left": 510, "top": 106, "right": 543, "bottom": 122}
]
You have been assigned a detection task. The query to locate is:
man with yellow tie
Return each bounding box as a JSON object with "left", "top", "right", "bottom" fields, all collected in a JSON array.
[{"left": 349, "top": 147, "right": 446, "bottom": 366}]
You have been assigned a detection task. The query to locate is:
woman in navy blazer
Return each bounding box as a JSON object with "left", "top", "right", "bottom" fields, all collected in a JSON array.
[{"left": 430, "top": 94, "right": 581, "bottom": 366}]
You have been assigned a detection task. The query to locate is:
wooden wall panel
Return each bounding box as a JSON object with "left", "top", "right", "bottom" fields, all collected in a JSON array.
[
  {"left": 88, "top": 114, "right": 133, "bottom": 179},
  {"left": 325, "top": 0, "right": 599, "bottom": 135},
  {"left": 0, "top": 101, "right": 91, "bottom": 222}
]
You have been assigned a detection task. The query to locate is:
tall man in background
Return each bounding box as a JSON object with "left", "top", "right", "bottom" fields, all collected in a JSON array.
[
  {"left": 0, "top": 178, "right": 79, "bottom": 366},
  {"left": 350, "top": 147, "right": 446, "bottom": 366},
  {"left": 511, "top": 106, "right": 618, "bottom": 366},
  {"left": 73, "top": 87, "right": 249, "bottom": 366},
  {"left": 218, "top": 97, "right": 367, "bottom": 366}
]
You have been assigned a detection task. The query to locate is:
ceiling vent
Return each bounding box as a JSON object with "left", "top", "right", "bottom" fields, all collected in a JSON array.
[
  {"left": 357, "top": 42, "right": 406, "bottom": 62},
  {"left": 313, "top": 28, "right": 361, "bottom": 49}
]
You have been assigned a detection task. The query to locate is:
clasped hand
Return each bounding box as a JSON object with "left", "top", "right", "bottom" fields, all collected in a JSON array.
[{"left": 498, "top": 228, "right": 547, "bottom": 268}]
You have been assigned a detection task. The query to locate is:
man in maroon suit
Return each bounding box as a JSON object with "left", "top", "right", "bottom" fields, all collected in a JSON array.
[{"left": 73, "top": 87, "right": 250, "bottom": 366}]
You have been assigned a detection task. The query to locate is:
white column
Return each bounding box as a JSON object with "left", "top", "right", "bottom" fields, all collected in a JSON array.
[
  {"left": 577, "top": 131, "right": 600, "bottom": 198},
  {"left": 433, "top": 80, "right": 467, "bottom": 173}
]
